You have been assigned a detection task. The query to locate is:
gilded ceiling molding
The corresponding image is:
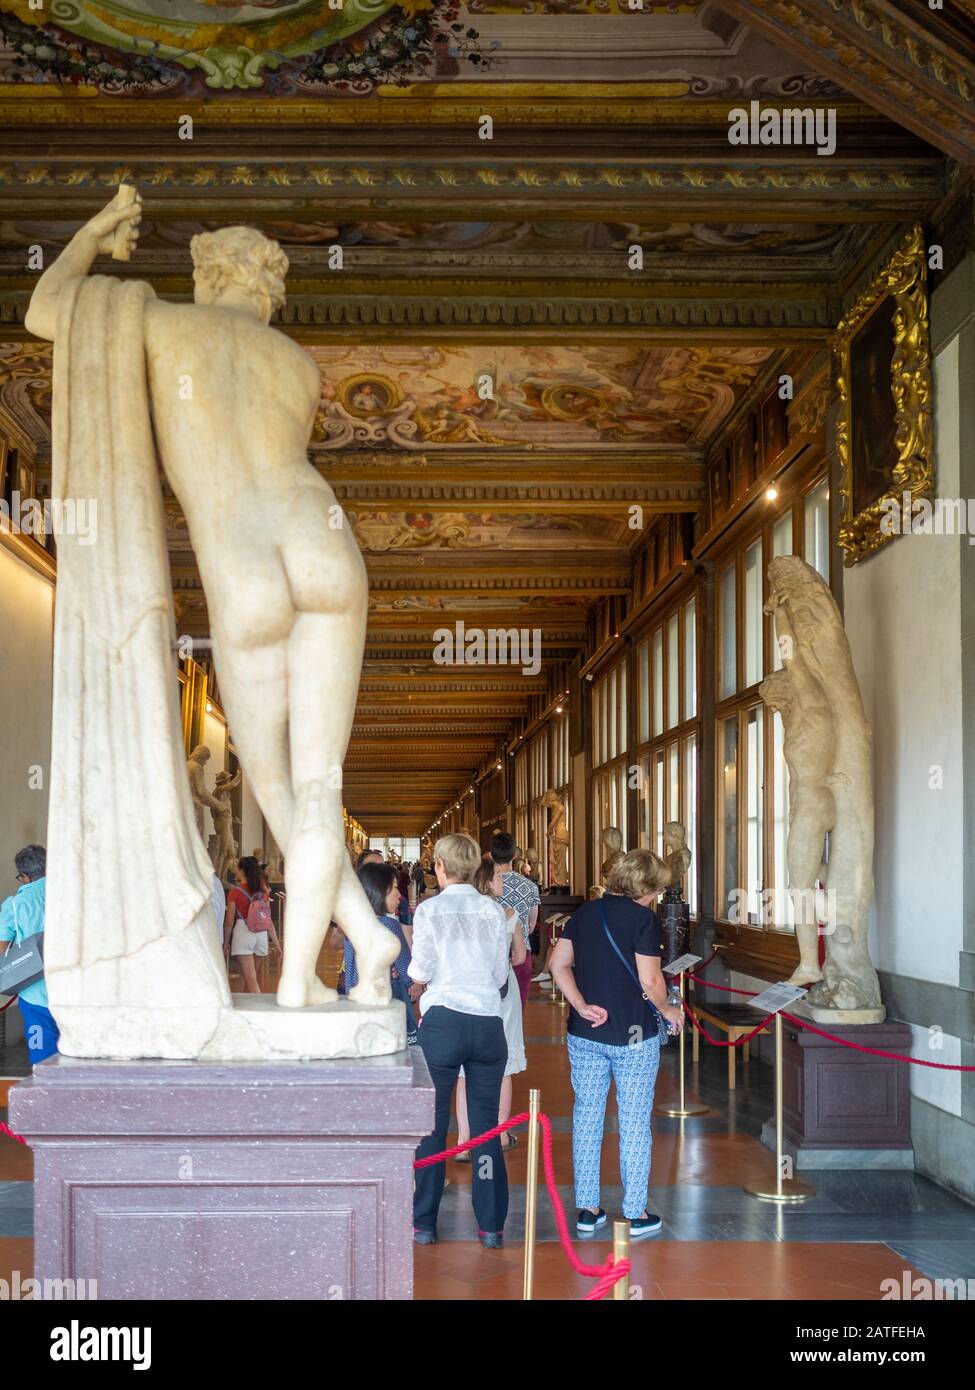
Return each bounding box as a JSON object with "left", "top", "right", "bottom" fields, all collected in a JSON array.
[
  {"left": 334, "top": 485, "right": 703, "bottom": 509},
  {"left": 0, "top": 297, "right": 835, "bottom": 340},
  {"left": 320, "top": 448, "right": 702, "bottom": 474},
  {"left": 0, "top": 86, "right": 877, "bottom": 126},
  {"left": 357, "top": 683, "right": 540, "bottom": 693},
  {"left": 0, "top": 161, "right": 942, "bottom": 201},
  {"left": 786, "top": 370, "right": 832, "bottom": 438},
  {"left": 718, "top": 0, "right": 975, "bottom": 161},
  {"left": 366, "top": 575, "right": 629, "bottom": 591}
]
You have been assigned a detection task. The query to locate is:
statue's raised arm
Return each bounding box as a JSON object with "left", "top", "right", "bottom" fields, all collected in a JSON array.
[{"left": 24, "top": 187, "right": 142, "bottom": 342}]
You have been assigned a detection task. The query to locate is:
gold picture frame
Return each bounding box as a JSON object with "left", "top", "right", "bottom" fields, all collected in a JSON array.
[{"left": 835, "top": 223, "right": 934, "bottom": 566}]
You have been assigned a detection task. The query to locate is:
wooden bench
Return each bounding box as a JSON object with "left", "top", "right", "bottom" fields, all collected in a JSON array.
[{"left": 689, "top": 1001, "right": 770, "bottom": 1090}]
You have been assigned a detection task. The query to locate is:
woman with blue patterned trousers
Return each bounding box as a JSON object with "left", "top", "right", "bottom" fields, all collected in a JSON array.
[{"left": 550, "top": 849, "right": 684, "bottom": 1240}]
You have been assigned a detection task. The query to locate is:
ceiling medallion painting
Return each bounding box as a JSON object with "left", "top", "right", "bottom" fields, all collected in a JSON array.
[
  {"left": 0, "top": 0, "right": 489, "bottom": 91},
  {"left": 311, "top": 344, "right": 772, "bottom": 450}
]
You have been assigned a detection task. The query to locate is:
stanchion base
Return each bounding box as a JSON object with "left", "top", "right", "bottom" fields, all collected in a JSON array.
[
  {"left": 743, "top": 1177, "right": 817, "bottom": 1202},
  {"left": 654, "top": 1101, "right": 711, "bottom": 1117}
]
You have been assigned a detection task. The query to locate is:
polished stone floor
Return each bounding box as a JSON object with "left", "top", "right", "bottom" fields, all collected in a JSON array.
[{"left": 2, "top": 986, "right": 974, "bottom": 1300}]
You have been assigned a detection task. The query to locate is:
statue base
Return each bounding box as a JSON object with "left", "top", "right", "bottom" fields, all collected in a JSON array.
[
  {"left": 9, "top": 1048, "right": 434, "bottom": 1300},
  {"left": 763, "top": 1019, "right": 913, "bottom": 1164},
  {"left": 53, "top": 994, "right": 407, "bottom": 1062},
  {"left": 792, "top": 1000, "right": 886, "bottom": 1026}
]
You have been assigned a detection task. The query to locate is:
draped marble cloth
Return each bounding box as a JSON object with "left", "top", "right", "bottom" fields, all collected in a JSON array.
[{"left": 46, "top": 276, "right": 231, "bottom": 1019}]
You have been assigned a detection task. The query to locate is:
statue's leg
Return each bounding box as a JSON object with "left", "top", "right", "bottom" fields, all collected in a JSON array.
[
  {"left": 337, "top": 858, "right": 401, "bottom": 1007},
  {"left": 211, "top": 637, "right": 296, "bottom": 853},
  {"left": 279, "top": 611, "right": 397, "bottom": 1009},
  {"left": 785, "top": 804, "right": 828, "bottom": 985}
]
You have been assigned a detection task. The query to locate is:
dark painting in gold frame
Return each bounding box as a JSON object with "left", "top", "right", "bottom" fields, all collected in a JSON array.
[{"left": 835, "top": 224, "right": 934, "bottom": 566}]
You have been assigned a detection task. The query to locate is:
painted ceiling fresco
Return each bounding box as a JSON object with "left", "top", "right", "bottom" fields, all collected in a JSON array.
[
  {"left": 351, "top": 510, "right": 624, "bottom": 552},
  {"left": 0, "top": 1, "right": 848, "bottom": 95},
  {"left": 309, "top": 343, "right": 772, "bottom": 450}
]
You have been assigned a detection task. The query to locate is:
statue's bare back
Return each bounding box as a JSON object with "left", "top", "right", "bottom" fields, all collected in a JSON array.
[{"left": 146, "top": 301, "right": 368, "bottom": 653}]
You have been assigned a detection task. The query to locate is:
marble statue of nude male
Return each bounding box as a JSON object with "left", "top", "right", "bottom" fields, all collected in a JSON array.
[{"left": 27, "top": 188, "right": 398, "bottom": 1012}]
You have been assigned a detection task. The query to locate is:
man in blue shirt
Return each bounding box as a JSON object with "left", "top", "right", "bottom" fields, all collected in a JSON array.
[{"left": 0, "top": 844, "right": 59, "bottom": 1064}]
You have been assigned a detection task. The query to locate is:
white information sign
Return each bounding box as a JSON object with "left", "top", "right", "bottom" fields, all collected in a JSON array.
[
  {"left": 663, "top": 953, "right": 702, "bottom": 976},
  {"left": 750, "top": 982, "right": 808, "bottom": 1015}
]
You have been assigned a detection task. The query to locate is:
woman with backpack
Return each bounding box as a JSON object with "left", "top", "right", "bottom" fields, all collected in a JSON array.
[{"left": 224, "top": 855, "right": 282, "bottom": 993}]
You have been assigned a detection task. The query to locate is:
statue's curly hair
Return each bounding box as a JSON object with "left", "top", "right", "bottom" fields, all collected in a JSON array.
[{"left": 190, "top": 226, "right": 289, "bottom": 317}]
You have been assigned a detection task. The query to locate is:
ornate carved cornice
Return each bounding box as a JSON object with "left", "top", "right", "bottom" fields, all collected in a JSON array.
[
  {"left": 339, "top": 484, "right": 702, "bottom": 511},
  {"left": 0, "top": 289, "right": 834, "bottom": 341},
  {"left": 0, "top": 158, "right": 943, "bottom": 207},
  {"left": 717, "top": 0, "right": 975, "bottom": 162},
  {"left": 285, "top": 289, "right": 835, "bottom": 336}
]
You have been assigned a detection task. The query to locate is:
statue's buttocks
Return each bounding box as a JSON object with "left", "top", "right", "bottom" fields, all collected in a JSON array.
[{"left": 144, "top": 299, "right": 364, "bottom": 650}]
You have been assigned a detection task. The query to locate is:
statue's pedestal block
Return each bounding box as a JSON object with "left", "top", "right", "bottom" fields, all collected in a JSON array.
[
  {"left": 761, "top": 1021, "right": 914, "bottom": 1169},
  {"left": 55, "top": 993, "right": 407, "bottom": 1062},
  {"left": 10, "top": 1049, "right": 434, "bottom": 1300}
]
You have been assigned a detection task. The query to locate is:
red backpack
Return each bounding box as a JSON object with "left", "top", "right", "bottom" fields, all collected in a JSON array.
[{"left": 246, "top": 892, "right": 272, "bottom": 935}]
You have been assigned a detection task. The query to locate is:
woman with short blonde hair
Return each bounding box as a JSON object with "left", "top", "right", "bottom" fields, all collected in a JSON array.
[
  {"left": 605, "top": 848, "right": 671, "bottom": 900},
  {"left": 410, "top": 832, "right": 512, "bottom": 1248},
  {"left": 550, "top": 847, "right": 683, "bottom": 1241},
  {"left": 453, "top": 857, "right": 528, "bottom": 1159},
  {"left": 432, "top": 831, "right": 482, "bottom": 883}
]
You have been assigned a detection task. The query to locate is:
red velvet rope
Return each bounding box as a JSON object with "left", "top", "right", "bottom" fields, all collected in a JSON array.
[
  {"left": 413, "top": 1111, "right": 528, "bottom": 1168},
  {"left": 415, "top": 1110, "right": 630, "bottom": 1300},
  {"left": 686, "top": 970, "right": 975, "bottom": 1071},
  {"left": 0, "top": 1120, "right": 25, "bottom": 1146}
]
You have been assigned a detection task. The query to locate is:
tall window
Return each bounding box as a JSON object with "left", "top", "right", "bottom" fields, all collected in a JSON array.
[
  {"left": 715, "top": 475, "right": 829, "bottom": 934},
  {"left": 369, "top": 836, "right": 421, "bottom": 860},
  {"left": 529, "top": 728, "right": 550, "bottom": 877},
  {"left": 591, "top": 657, "right": 629, "bottom": 877},
  {"left": 514, "top": 746, "right": 529, "bottom": 856},
  {"left": 634, "top": 595, "right": 699, "bottom": 914}
]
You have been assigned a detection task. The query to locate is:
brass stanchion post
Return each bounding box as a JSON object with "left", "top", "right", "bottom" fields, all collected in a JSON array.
[
  {"left": 612, "top": 1220, "right": 630, "bottom": 1301},
  {"left": 522, "top": 1088, "right": 541, "bottom": 1301},
  {"left": 655, "top": 973, "right": 710, "bottom": 1117},
  {"left": 744, "top": 1011, "right": 815, "bottom": 1202},
  {"left": 545, "top": 916, "right": 564, "bottom": 1005}
]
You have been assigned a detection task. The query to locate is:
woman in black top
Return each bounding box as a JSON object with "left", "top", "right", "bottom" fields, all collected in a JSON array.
[{"left": 551, "top": 849, "right": 683, "bottom": 1240}]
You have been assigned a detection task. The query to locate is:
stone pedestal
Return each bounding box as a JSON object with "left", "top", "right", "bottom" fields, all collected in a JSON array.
[
  {"left": 760, "top": 1020, "right": 914, "bottom": 1170},
  {"left": 658, "top": 887, "right": 690, "bottom": 969},
  {"left": 9, "top": 1048, "right": 434, "bottom": 1300}
]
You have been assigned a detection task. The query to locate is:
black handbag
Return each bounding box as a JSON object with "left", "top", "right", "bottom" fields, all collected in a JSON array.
[
  {"left": 0, "top": 932, "right": 45, "bottom": 998},
  {"left": 598, "top": 901, "right": 671, "bottom": 1046}
]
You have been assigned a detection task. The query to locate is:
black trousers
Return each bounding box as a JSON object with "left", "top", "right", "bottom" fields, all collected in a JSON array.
[{"left": 413, "top": 1006, "right": 509, "bottom": 1235}]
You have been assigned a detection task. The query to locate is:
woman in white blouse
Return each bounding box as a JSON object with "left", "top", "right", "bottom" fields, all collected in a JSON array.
[
  {"left": 454, "top": 856, "right": 527, "bottom": 1161},
  {"left": 409, "top": 832, "right": 511, "bottom": 1249}
]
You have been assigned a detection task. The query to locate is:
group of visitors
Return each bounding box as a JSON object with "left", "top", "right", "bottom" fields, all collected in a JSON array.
[
  {"left": 406, "top": 830, "right": 683, "bottom": 1247},
  {"left": 1, "top": 827, "right": 685, "bottom": 1247}
]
